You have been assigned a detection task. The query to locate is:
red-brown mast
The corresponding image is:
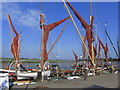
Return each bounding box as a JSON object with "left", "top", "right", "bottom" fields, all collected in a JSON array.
[
  {"left": 72, "top": 50, "right": 78, "bottom": 66},
  {"left": 40, "top": 14, "right": 69, "bottom": 66},
  {"left": 97, "top": 36, "right": 109, "bottom": 64}
]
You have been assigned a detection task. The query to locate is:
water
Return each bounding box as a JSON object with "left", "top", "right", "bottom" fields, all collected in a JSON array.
[
  {"left": 1, "top": 62, "right": 74, "bottom": 70},
  {"left": 0, "top": 59, "right": 74, "bottom": 70},
  {"left": 0, "top": 59, "right": 120, "bottom": 70}
]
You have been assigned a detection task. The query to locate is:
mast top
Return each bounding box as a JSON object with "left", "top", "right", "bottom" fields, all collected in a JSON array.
[
  {"left": 40, "top": 13, "right": 44, "bottom": 16},
  {"left": 105, "top": 22, "right": 107, "bottom": 27},
  {"left": 90, "top": 16, "right": 94, "bottom": 23},
  {"left": 90, "top": 0, "right": 92, "bottom": 16}
]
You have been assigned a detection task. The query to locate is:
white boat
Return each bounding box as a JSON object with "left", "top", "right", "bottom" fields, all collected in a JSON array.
[
  {"left": 17, "top": 71, "right": 38, "bottom": 80},
  {"left": 0, "top": 69, "right": 15, "bottom": 73},
  {"left": 41, "top": 70, "right": 50, "bottom": 77},
  {"left": 64, "top": 76, "right": 80, "bottom": 80},
  {"left": 114, "top": 70, "right": 118, "bottom": 74},
  {"left": 87, "top": 72, "right": 93, "bottom": 76},
  {"left": 13, "top": 80, "right": 36, "bottom": 85},
  {"left": 0, "top": 68, "right": 38, "bottom": 80}
]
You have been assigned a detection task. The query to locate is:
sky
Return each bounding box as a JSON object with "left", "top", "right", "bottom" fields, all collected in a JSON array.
[{"left": 1, "top": 1, "right": 119, "bottom": 60}]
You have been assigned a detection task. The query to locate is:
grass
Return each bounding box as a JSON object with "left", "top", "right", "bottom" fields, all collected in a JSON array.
[{"left": 0, "top": 59, "right": 74, "bottom": 63}]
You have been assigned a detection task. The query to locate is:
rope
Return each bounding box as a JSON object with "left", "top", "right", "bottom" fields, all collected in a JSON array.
[
  {"left": 63, "top": 0, "right": 94, "bottom": 66},
  {"left": 21, "top": 30, "right": 35, "bottom": 42}
]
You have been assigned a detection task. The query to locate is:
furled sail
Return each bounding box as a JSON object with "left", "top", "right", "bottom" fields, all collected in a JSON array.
[
  {"left": 72, "top": 50, "right": 78, "bottom": 66},
  {"left": 40, "top": 14, "right": 70, "bottom": 65},
  {"left": 97, "top": 36, "right": 109, "bottom": 64},
  {"left": 48, "top": 19, "right": 70, "bottom": 55},
  {"left": 66, "top": 1, "right": 94, "bottom": 66},
  {"left": 66, "top": 1, "right": 89, "bottom": 29},
  {"left": 93, "top": 45, "right": 97, "bottom": 64},
  {"left": 7, "top": 14, "right": 20, "bottom": 61},
  {"left": 93, "top": 45, "right": 97, "bottom": 57}
]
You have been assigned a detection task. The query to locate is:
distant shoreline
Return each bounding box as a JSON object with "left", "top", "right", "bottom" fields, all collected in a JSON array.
[
  {"left": 0, "top": 57, "right": 119, "bottom": 63},
  {"left": 0, "top": 59, "right": 74, "bottom": 63}
]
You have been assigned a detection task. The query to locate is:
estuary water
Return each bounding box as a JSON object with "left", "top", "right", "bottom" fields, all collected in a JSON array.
[
  {"left": 0, "top": 59, "right": 74, "bottom": 70},
  {"left": 0, "top": 59, "right": 120, "bottom": 70}
]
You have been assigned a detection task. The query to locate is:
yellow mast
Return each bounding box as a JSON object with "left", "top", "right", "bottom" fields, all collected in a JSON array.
[
  {"left": 90, "top": 0, "right": 96, "bottom": 75},
  {"left": 90, "top": 0, "right": 95, "bottom": 67}
]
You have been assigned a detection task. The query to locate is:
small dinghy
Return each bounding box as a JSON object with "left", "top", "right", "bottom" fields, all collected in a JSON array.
[
  {"left": 64, "top": 76, "right": 80, "bottom": 80},
  {"left": 17, "top": 71, "right": 38, "bottom": 80}
]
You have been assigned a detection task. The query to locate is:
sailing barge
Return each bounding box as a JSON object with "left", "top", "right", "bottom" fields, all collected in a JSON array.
[{"left": 0, "top": 0, "right": 119, "bottom": 89}]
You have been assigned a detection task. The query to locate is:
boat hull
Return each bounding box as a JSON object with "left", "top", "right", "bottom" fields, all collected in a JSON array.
[
  {"left": 17, "top": 71, "right": 38, "bottom": 80},
  {"left": 0, "top": 69, "right": 16, "bottom": 73},
  {"left": 41, "top": 70, "right": 50, "bottom": 76}
]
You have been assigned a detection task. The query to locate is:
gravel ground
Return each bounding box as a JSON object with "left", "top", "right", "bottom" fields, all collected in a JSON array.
[{"left": 12, "top": 73, "right": 119, "bottom": 89}]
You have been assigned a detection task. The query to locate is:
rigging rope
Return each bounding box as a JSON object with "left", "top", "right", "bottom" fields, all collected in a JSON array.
[{"left": 21, "top": 30, "right": 36, "bottom": 43}]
